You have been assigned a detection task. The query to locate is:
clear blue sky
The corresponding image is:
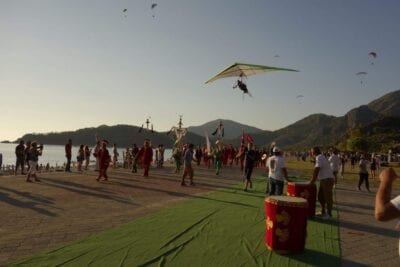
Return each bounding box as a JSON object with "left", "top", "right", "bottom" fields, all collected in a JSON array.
[{"left": 1, "top": 0, "right": 400, "bottom": 141}]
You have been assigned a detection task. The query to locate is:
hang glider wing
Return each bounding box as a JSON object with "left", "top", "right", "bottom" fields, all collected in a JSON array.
[{"left": 205, "top": 63, "right": 298, "bottom": 84}]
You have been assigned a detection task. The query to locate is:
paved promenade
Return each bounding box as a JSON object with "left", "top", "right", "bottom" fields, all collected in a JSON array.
[
  {"left": 1, "top": 165, "right": 399, "bottom": 266},
  {"left": 336, "top": 180, "right": 400, "bottom": 267}
]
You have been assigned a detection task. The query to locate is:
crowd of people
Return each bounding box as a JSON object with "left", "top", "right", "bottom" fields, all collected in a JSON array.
[
  {"left": 2, "top": 137, "right": 400, "bottom": 253},
  {"left": 1, "top": 138, "right": 395, "bottom": 192}
]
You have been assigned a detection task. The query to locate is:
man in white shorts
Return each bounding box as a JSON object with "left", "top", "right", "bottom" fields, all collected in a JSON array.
[
  {"left": 375, "top": 168, "right": 400, "bottom": 255},
  {"left": 309, "top": 146, "right": 334, "bottom": 219}
]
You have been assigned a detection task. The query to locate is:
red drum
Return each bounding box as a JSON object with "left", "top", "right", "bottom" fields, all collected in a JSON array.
[
  {"left": 287, "top": 182, "right": 317, "bottom": 218},
  {"left": 265, "top": 196, "right": 308, "bottom": 254}
]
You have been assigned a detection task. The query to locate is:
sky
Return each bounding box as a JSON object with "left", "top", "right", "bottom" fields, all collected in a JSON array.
[{"left": 1, "top": 0, "right": 400, "bottom": 141}]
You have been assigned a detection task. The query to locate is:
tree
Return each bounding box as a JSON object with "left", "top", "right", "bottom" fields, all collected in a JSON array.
[{"left": 347, "top": 137, "right": 370, "bottom": 152}]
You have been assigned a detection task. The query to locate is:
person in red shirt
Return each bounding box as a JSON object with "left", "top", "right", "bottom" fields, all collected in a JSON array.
[
  {"left": 236, "top": 144, "right": 246, "bottom": 171},
  {"left": 96, "top": 141, "right": 110, "bottom": 181},
  {"left": 137, "top": 139, "right": 153, "bottom": 177},
  {"left": 65, "top": 139, "right": 72, "bottom": 172}
]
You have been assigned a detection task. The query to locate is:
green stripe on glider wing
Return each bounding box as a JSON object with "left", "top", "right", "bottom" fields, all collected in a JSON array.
[{"left": 205, "top": 63, "right": 298, "bottom": 84}]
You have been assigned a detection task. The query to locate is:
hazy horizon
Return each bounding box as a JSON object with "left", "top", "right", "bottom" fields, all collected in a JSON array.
[{"left": 2, "top": 1, "right": 400, "bottom": 141}]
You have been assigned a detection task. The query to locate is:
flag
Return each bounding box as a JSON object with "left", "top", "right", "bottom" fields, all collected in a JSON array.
[
  {"left": 240, "top": 129, "right": 245, "bottom": 147},
  {"left": 246, "top": 134, "right": 254, "bottom": 144},
  {"left": 212, "top": 120, "right": 224, "bottom": 138},
  {"left": 205, "top": 131, "right": 210, "bottom": 155}
]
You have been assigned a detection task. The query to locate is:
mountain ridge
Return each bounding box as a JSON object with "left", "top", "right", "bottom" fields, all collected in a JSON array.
[{"left": 11, "top": 89, "right": 400, "bottom": 150}]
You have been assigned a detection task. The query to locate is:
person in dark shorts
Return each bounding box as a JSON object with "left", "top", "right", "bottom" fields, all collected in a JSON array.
[
  {"left": 15, "top": 140, "right": 26, "bottom": 175},
  {"left": 243, "top": 142, "right": 256, "bottom": 191}
]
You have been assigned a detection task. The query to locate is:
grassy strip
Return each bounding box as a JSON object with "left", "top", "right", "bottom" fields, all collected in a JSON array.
[{"left": 11, "top": 177, "right": 340, "bottom": 267}]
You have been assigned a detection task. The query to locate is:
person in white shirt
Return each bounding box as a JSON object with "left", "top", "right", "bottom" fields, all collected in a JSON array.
[
  {"left": 375, "top": 168, "right": 400, "bottom": 255},
  {"left": 329, "top": 149, "right": 340, "bottom": 185},
  {"left": 358, "top": 155, "right": 370, "bottom": 192},
  {"left": 266, "top": 147, "right": 289, "bottom": 195},
  {"left": 309, "top": 146, "right": 334, "bottom": 220}
]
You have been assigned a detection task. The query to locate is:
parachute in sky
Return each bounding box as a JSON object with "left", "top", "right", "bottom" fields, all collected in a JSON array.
[
  {"left": 151, "top": 3, "right": 158, "bottom": 17},
  {"left": 296, "top": 94, "right": 304, "bottom": 104},
  {"left": 122, "top": 8, "right": 128, "bottom": 17},
  {"left": 368, "top": 52, "right": 377, "bottom": 58},
  {"left": 356, "top": 72, "right": 367, "bottom": 84},
  {"left": 369, "top": 52, "right": 377, "bottom": 65}
]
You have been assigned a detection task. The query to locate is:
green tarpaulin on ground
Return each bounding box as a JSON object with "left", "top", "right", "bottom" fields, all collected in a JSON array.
[{"left": 12, "top": 178, "right": 340, "bottom": 267}]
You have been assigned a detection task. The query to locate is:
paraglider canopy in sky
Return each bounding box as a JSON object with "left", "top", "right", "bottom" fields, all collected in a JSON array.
[
  {"left": 151, "top": 3, "right": 158, "bottom": 17},
  {"left": 296, "top": 94, "right": 304, "bottom": 104},
  {"left": 368, "top": 52, "right": 377, "bottom": 58},
  {"left": 122, "top": 8, "right": 127, "bottom": 17}
]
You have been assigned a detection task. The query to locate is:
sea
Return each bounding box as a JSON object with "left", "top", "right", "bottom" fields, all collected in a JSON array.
[{"left": 0, "top": 143, "right": 172, "bottom": 167}]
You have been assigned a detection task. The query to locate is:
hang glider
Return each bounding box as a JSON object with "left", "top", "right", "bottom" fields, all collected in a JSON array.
[{"left": 205, "top": 63, "right": 298, "bottom": 84}]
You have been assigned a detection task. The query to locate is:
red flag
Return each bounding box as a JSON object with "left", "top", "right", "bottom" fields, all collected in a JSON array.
[
  {"left": 246, "top": 134, "right": 254, "bottom": 144},
  {"left": 240, "top": 129, "right": 245, "bottom": 147}
]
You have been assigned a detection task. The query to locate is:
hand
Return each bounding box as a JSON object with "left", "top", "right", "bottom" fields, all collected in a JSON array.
[{"left": 379, "top": 168, "right": 398, "bottom": 183}]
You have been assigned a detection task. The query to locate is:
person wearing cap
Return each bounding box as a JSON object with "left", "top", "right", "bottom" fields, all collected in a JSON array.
[
  {"left": 309, "top": 146, "right": 334, "bottom": 220},
  {"left": 266, "top": 146, "right": 289, "bottom": 195}
]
